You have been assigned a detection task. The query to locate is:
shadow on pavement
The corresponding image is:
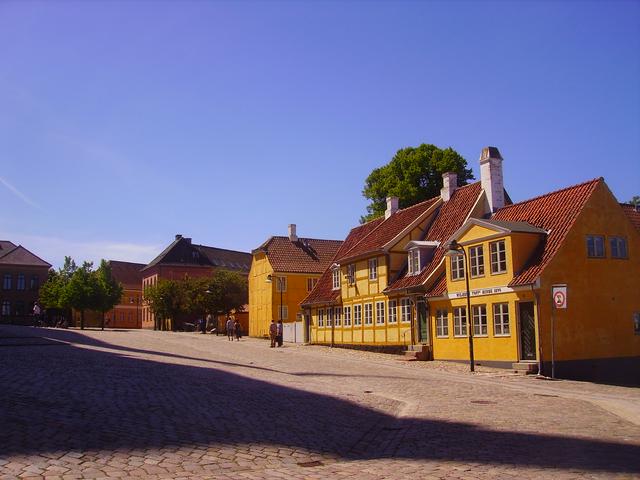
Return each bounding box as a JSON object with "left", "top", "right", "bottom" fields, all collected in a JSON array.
[{"left": 0, "top": 326, "right": 638, "bottom": 474}]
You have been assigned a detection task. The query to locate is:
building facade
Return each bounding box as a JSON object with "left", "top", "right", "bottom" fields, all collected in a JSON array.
[
  {"left": 141, "top": 235, "right": 251, "bottom": 330},
  {"left": 0, "top": 241, "right": 51, "bottom": 324},
  {"left": 249, "top": 225, "right": 342, "bottom": 339}
]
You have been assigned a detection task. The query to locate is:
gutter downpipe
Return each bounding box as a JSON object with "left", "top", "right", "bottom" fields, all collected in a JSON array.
[{"left": 532, "top": 281, "right": 545, "bottom": 377}]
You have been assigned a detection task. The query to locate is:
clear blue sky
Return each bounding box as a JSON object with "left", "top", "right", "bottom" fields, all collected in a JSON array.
[{"left": 1, "top": 1, "right": 639, "bottom": 269}]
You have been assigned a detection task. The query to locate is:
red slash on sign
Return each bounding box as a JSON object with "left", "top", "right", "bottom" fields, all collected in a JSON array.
[{"left": 552, "top": 284, "right": 567, "bottom": 309}]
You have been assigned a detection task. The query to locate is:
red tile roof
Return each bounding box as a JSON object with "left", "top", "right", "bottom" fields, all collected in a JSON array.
[
  {"left": 386, "top": 182, "right": 483, "bottom": 293},
  {"left": 492, "top": 178, "right": 601, "bottom": 286},
  {"left": 109, "top": 261, "right": 145, "bottom": 289},
  {"left": 255, "top": 237, "right": 343, "bottom": 274},
  {"left": 301, "top": 218, "right": 383, "bottom": 306},
  {"left": 337, "top": 198, "right": 440, "bottom": 262},
  {"left": 621, "top": 203, "right": 640, "bottom": 232}
]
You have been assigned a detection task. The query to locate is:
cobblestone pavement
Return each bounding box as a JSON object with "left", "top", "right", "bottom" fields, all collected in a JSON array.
[{"left": 1, "top": 325, "right": 639, "bottom": 479}]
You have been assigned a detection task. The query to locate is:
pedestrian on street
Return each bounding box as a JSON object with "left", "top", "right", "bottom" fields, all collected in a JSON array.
[
  {"left": 269, "top": 320, "right": 277, "bottom": 348},
  {"left": 234, "top": 319, "right": 242, "bottom": 341},
  {"left": 226, "top": 317, "right": 234, "bottom": 341},
  {"left": 277, "top": 319, "right": 283, "bottom": 347}
]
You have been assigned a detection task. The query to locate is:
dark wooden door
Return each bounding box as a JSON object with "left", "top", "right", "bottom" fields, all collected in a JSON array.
[
  {"left": 518, "top": 302, "right": 536, "bottom": 360},
  {"left": 417, "top": 301, "right": 429, "bottom": 343}
]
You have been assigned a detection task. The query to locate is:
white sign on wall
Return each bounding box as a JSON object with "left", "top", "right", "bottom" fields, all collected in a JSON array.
[{"left": 552, "top": 284, "right": 567, "bottom": 309}]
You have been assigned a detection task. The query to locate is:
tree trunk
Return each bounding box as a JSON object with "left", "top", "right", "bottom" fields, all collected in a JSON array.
[
  {"left": 80, "top": 310, "right": 85, "bottom": 330},
  {"left": 101, "top": 312, "right": 105, "bottom": 331}
]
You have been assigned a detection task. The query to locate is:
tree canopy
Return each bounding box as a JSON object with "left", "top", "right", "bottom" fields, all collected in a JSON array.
[{"left": 361, "top": 143, "right": 473, "bottom": 222}]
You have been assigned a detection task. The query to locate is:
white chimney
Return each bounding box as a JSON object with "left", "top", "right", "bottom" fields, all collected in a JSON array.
[
  {"left": 288, "top": 224, "right": 298, "bottom": 242},
  {"left": 385, "top": 197, "right": 399, "bottom": 219},
  {"left": 440, "top": 172, "right": 458, "bottom": 202},
  {"left": 480, "top": 146, "right": 505, "bottom": 213}
]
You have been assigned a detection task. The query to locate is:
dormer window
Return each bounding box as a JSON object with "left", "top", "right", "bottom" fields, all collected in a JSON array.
[
  {"left": 408, "top": 249, "right": 420, "bottom": 275},
  {"left": 332, "top": 266, "right": 340, "bottom": 290}
]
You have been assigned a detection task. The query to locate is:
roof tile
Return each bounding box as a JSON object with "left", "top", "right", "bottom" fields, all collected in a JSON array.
[{"left": 257, "top": 237, "right": 342, "bottom": 274}]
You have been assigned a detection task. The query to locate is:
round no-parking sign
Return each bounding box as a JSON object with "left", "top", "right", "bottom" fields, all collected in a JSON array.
[{"left": 552, "top": 285, "right": 567, "bottom": 309}]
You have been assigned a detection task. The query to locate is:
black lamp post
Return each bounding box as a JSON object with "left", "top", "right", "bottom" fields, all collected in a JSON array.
[
  {"left": 445, "top": 240, "right": 475, "bottom": 372},
  {"left": 265, "top": 274, "right": 284, "bottom": 324}
]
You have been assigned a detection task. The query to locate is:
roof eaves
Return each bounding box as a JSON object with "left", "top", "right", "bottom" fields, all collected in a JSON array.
[{"left": 381, "top": 198, "right": 442, "bottom": 252}]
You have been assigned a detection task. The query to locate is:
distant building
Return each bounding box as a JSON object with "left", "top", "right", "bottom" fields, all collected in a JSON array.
[
  {"left": 0, "top": 241, "right": 51, "bottom": 324},
  {"left": 249, "top": 225, "right": 342, "bottom": 340},
  {"left": 141, "top": 235, "right": 251, "bottom": 330}
]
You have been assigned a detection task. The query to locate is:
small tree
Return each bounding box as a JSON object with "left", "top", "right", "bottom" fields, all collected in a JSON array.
[
  {"left": 39, "top": 256, "right": 78, "bottom": 325},
  {"left": 94, "top": 260, "right": 123, "bottom": 331},
  {"left": 144, "top": 279, "right": 185, "bottom": 331},
  {"left": 63, "top": 262, "right": 96, "bottom": 330}
]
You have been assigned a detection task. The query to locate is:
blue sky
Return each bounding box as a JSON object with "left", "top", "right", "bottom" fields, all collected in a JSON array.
[{"left": 1, "top": 1, "right": 639, "bottom": 269}]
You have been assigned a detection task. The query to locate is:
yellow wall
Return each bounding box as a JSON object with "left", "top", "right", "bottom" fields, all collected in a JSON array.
[{"left": 249, "top": 253, "right": 322, "bottom": 338}]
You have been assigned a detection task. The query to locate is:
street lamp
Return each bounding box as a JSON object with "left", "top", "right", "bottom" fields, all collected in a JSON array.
[
  {"left": 444, "top": 240, "right": 475, "bottom": 372},
  {"left": 265, "top": 274, "right": 285, "bottom": 325}
]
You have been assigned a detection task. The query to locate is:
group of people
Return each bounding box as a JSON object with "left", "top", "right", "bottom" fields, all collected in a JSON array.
[
  {"left": 225, "top": 317, "right": 243, "bottom": 341},
  {"left": 269, "top": 319, "right": 283, "bottom": 347}
]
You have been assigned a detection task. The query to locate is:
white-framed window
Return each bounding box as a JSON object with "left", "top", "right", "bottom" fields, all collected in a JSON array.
[
  {"left": 400, "top": 298, "right": 412, "bottom": 323},
  {"left": 610, "top": 236, "right": 628, "bottom": 259},
  {"left": 318, "top": 309, "right": 324, "bottom": 327},
  {"left": 364, "top": 303, "right": 373, "bottom": 325},
  {"left": 1, "top": 301, "right": 10, "bottom": 316},
  {"left": 16, "top": 274, "right": 25, "bottom": 291},
  {"left": 493, "top": 303, "right": 510, "bottom": 336},
  {"left": 332, "top": 269, "right": 340, "bottom": 290},
  {"left": 276, "top": 276, "right": 287, "bottom": 292},
  {"left": 368, "top": 258, "right": 378, "bottom": 280},
  {"left": 408, "top": 249, "right": 420, "bottom": 275},
  {"left": 469, "top": 245, "right": 484, "bottom": 277},
  {"left": 586, "top": 235, "right": 605, "bottom": 258},
  {"left": 436, "top": 309, "right": 449, "bottom": 337},
  {"left": 3, "top": 274, "right": 11, "bottom": 290},
  {"left": 344, "top": 306, "right": 352, "bottom": 326},
  {"left": 451, "top": 254, "right": 465, "bottom": 280},
  {"left": 327, "top": 307, "right": 333, "bottom": 326},
  {"left": 279, "top": 305, "right": 288, "bottom": 320},
  {"left": 454, "top": 306, "right": 467, "bottom": 337},
  {"left": 347, "top": 264, "right": 356, "bottom": 284},
  {"left": 472, "top": 305, "right": 488, "bottom": 336},
  {"left": 307, "top": 278, "right": 318, "bottom": 291},
  {"left": 388, "top": 300, "right": 398, "bottom": 324},
  {"left": 354, "top": 304, "right": 362, "bottom": 325},
  {"left": 334, "top": 306, "right": 342, "bottom": 326},
  {"left": 490, "top": 240, "right": 507, "bottom": 273},
  {"left": 375, "top": 301, "right": 385, "bottom": 324}
]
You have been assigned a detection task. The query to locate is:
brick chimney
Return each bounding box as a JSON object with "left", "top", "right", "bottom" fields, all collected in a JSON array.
[
  {"left": 480, "top": 146, "right": 505, "bottom": 213},
  {"left": 288, "top": 224, "right": 298, "bottom": 242},
  {"left": 385, "top": 197, "right": 399, "bottom": 219},
  {"left": 440, "top": 172, "right": 458, "bottom": 202}
]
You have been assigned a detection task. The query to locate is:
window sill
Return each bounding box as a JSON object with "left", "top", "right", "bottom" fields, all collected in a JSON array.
[
  {"left": 494, "top": 334, "right": 511, "bottom": 338},
  {"left": 436, "top": 335, "right": 449, "bottom": 339},
  {"left": 453, "top": 334, "right": 468, "bottom": 338}
]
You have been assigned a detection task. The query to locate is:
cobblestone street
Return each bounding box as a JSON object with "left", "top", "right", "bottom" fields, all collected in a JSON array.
[{"left": 1, "top": 325, "right": 639, "bottom": 479}]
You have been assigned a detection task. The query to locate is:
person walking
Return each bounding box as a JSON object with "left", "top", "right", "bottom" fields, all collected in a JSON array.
[
  {"left": 226, "top": 317, "right": 234, "bottom": 341},
  {"left": 269, "top": 320, "right": 277, "bottom": 348},
  {"left": 276, "top": 319, "right": 284, "bottom": 347},
  {"left": 234, "top": 319, "right": 242, "bottom": 341}
]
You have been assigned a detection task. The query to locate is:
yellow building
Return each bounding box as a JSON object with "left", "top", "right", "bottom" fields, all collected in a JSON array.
[
  {"left": 249, "top": 225, "right": 342, "bottom": 339},
  {"left": 303, "top": 146, "right": 640, "bottom": 382}
]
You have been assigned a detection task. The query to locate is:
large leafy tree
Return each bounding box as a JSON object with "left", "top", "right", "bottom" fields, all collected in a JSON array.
[
  {"left": 63, "top": 261, "right": 97, "bottom": 330},
  {"left": 39, "top": 256, "right": 78, "bottom": 324},
  {"left": 94, "top": 260, "right": 124, "bottom": 331},
  {"left": 144, "top": 279, "right": 186, "bottom": 331},
  {"left": 361, "top": 143, "right": 473, "bottom": 222}
]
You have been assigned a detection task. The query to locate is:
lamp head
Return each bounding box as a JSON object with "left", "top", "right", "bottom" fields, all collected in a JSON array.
[
  {"left": 444, "top": 240, "right": 463, "bottom": 257},
  {"left": 265, "top": 274, "right": 273, "bottom": 284}
]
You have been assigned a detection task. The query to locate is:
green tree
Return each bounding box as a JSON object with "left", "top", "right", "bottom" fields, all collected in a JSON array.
[
  {"left": 361, "top": 143, "right": 473, "bottom": 222},
  {"left": 144, "top": 279, "right": 186, "bottom": 331},
  {"left": 212, "top": 270, "right": 248, "bottom": 318},
  {"left": 63, "top": 261, "right": 97, "bottom": 330},
  {"left": 94, "top": 260, "right": 124, "bottom": 331},
  {"left": 39, "top": 256, "right": 78, "bottom": 325},
  {"left": 629, "top": 196, "right": 640, "bottom": 208}
]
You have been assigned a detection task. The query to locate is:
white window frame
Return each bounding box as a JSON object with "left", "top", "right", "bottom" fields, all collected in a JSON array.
[
  {"left": 368, "top": 258, "right": 378, "bottom": 280},
  {"left": 400, "top": 298, "right": 412, "bottom": 323},
  {"left": 493, "top": 303, "right": 510, "bottom": 336},
  {"left": 344, "top": 306, "right": 352, "bottom": 326},
  {"left": 490, "top": 240, "right": 507, "bottom": 274},
  {"left": 364, "top": 303, "right": 373, "bottom": 325},
  {"left": 436, "top": 309, "right": 449, "bottom": 338},
  {"left": 375, "top": 301, "right": 385, "bottom": 324},
  {"left": 276, "top": 276, "right": 287, "bottom": 292},
  {"left": 453, "top": 306, "right": 467, "bottom": 337},
  {"left": 469, "top": 245, "right": 485, "bottom": 277},
  {"left": 408, "top": 249, "right": 420, "bottom": 275},
  {"left": 354, "top": 304, "right": 362, "bottom": 326},
  {"left": 327, "top": 307, "right": 333, "bottom": 326},
  {"left": 334, "top": 306, "right": 342, "bottom": 326},
  {"left": 388, "top": 300, "right": 398, "bottom": 324},
  {"left": 472, "top": 305, "right": 488, "bottom": 336},
  {"left": 450, "top": 254, "right": 465, "bottom": 280},
  {"left": 332, "top": 269, "right": 340, "bottom": 290},
  {"left": 610, "top": 236, "right": 628, "bottom": 259},
  {"left": 318, "top": 309, "right": 324, "bottom": 327}
]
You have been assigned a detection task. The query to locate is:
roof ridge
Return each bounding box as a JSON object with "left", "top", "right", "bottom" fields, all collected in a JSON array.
[
  {"left": 496, "top": 177, "right": 602, "bottom": 212},
  {"left": 269, "top": 236, "right": 344, "bottom": 243},
  {"left": 0, "top": 244, "right": 18, "bottom": 260},
  {"left": 195, "top": 244, "right": 250, "bottom": 254}
]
